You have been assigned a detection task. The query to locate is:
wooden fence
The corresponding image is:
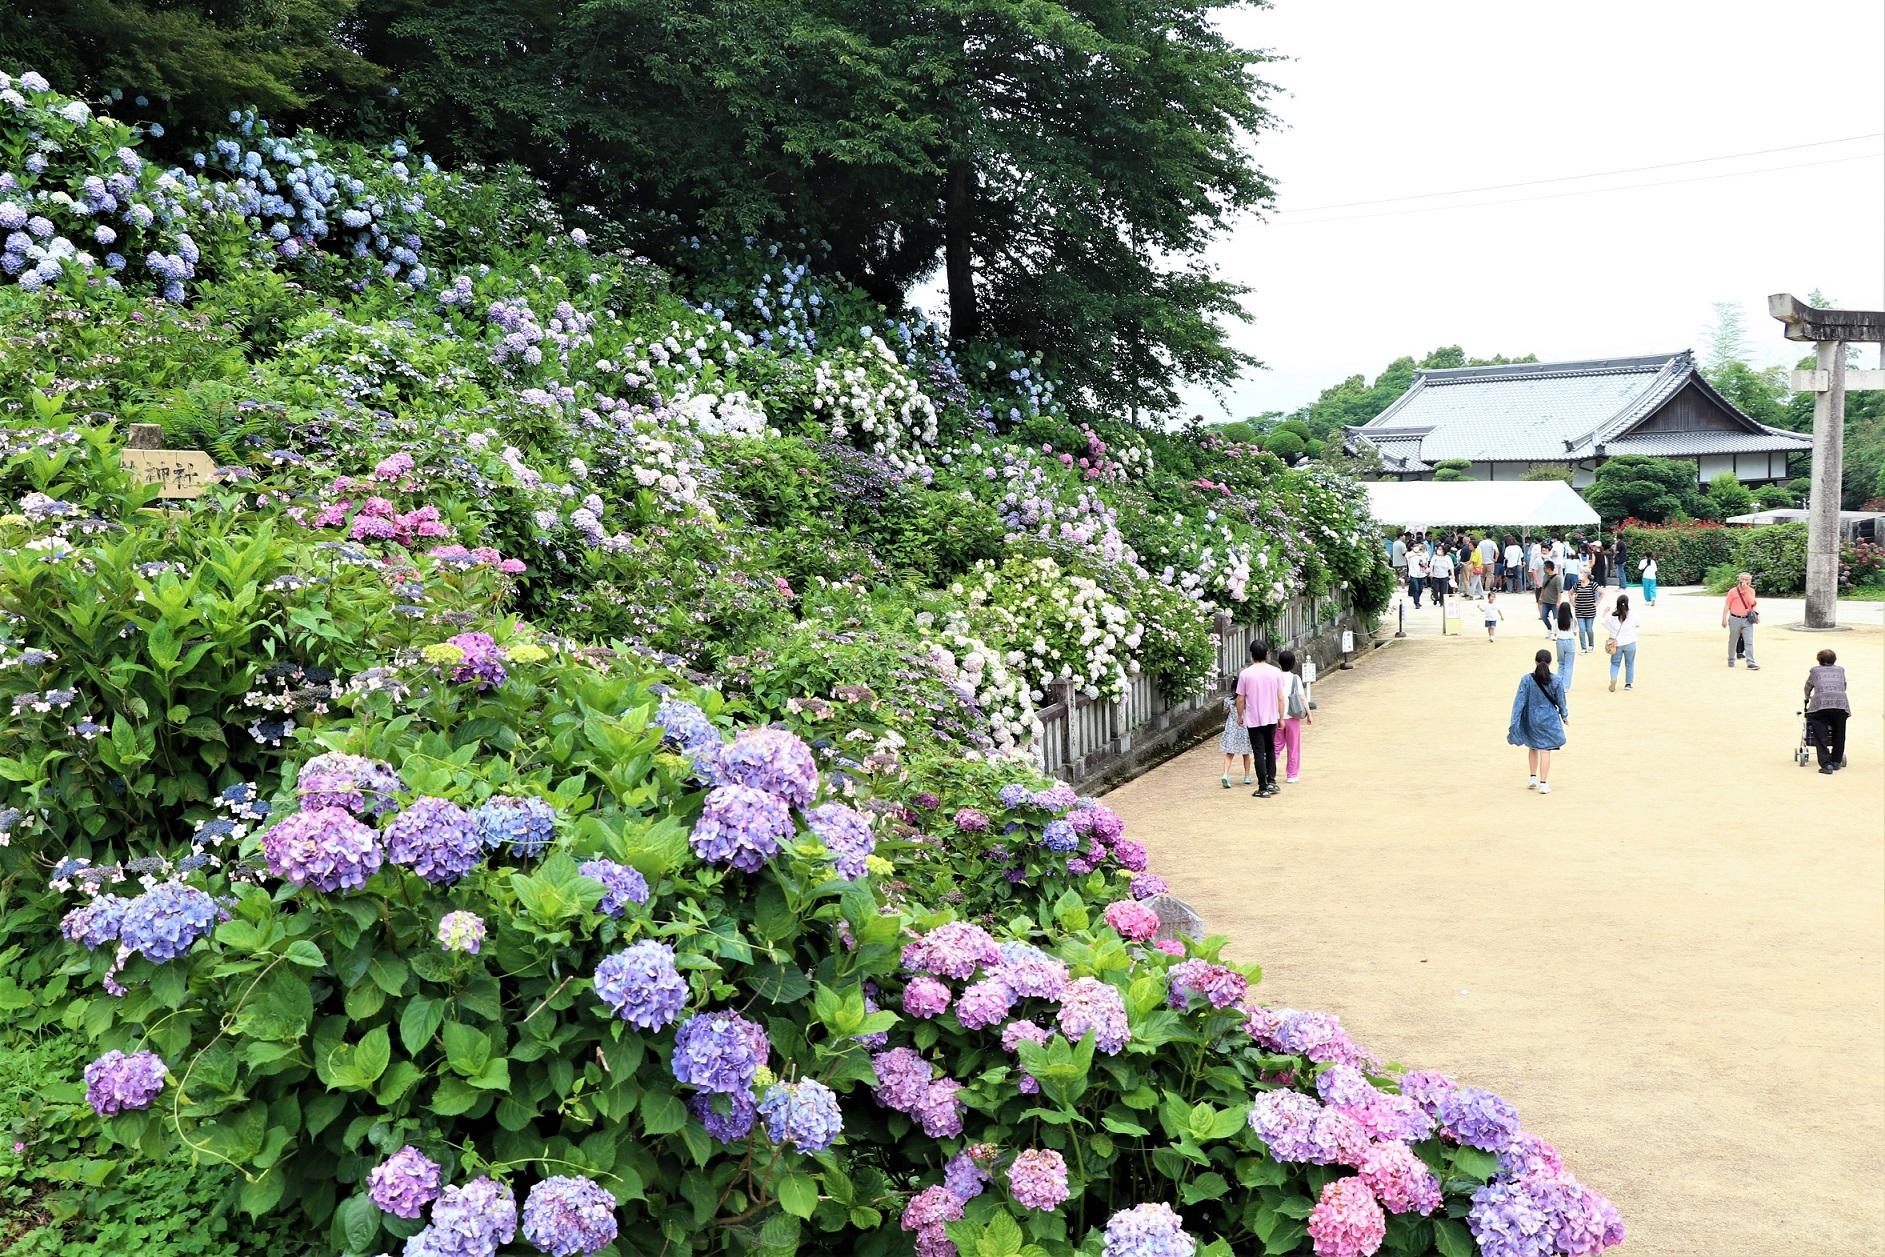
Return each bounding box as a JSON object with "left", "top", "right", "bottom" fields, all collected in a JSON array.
[{"left": 1035, "top": 594, "right": 1357, "bottom": 783}]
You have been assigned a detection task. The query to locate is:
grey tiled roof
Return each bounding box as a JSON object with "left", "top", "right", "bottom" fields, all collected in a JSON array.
[{"left": 1346, "top": 351, "right": 1805, "bottom": 465}]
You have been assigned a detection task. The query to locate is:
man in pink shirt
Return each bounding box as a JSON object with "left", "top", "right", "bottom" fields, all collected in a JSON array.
[{"left": 1234, "top": 640, "right": 1288, "bottom": 797}]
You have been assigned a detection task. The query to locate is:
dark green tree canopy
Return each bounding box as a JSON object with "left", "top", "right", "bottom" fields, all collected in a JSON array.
[{"left": 1583, "top": 455, "right": 1712, "bottom": 524}]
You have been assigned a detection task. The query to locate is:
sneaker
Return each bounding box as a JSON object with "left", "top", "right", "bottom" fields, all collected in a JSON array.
[
  {"left": 1624, "top": 684, "right": 1632, "bottom": 690},
  {"left": 1527, "top": 775, "right": 1538, "bottom": 789},
  {"left": 1286, "top": 776, "right": 1300, "bottom": 784},
  {"left": 1609, "top": 677, "right": 1617, "bottom": 692},
  {"left": 1221, "top": 775, "right": 1232, "bottom": 789},
  {"left": 1251, "top": 788, "right": 1267, "bottom": 798},
  {"left": 1244, "top": 775, "right": 1254, "bottom": 785},
  {"left": 1537, "top": 782, "right": 1551, "bottom": 794},
  {"left": 1748, "top": 663, "right": 1760, "bottom": 671},
  {"left": 1727, "top": 661, "right": 1735, "bottom": 667}
]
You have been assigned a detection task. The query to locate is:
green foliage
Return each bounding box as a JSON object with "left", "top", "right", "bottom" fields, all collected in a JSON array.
[
  {"left": 1706, "top": 472, "right": 1753, "bottom": 519},
  {"left": 1520, "top": 463, "right": 1574, "bottom": 483},
  {"left": 1430, "top": 459, "right": 1473, "bottom": 483},
  {"left": 1616, "top": 520, "right": 1735, "bottom": 585},
  {"left": 1261, "top": 430, "right": 1304, "bottom": 461},
  {"left": 1750, "top": 483, "right": 1795, "bottom": 509},
  {"left": 1732, "top": 523, "right": 1809, "bottom": 594},
  {"left": 1583, "top": 455, "right": 1710, "bottom": 524}
]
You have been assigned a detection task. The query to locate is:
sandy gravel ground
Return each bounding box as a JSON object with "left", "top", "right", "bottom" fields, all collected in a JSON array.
[{"left": 1103, "top": 588, "right": 1884, "bottom": 1256}]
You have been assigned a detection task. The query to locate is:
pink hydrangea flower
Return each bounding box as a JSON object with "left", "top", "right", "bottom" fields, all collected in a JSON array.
[
  {"left": 1307, "top": 1176, "right": 1386, "bottom": 1257},
  {"left": 1103, "top": 899, "right": 1159, "bottom": 942}
]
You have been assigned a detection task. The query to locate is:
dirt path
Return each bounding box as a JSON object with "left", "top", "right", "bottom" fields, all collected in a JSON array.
[{"left": 1103, "top": 590, "right": 1884, "bottom": 1256}]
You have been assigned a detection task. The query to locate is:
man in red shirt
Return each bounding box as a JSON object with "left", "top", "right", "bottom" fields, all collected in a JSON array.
[
  {"left": 1235, "top": 640, "right": 1288, "bottom": 797},
  {"left": 1722, "top": 572, "right": 1759, "bottom": 670}
]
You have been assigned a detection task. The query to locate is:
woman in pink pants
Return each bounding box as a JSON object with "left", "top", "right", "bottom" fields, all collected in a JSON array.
[{"left": 1273, "top": 649, "right": 1312, "bottom": 784}]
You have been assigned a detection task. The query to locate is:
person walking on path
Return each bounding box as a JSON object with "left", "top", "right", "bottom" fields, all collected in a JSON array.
[
  {"left": 1804, "top": 649, "right": 1851, "bottom": 774},
  {"left": 1602, "top": 593, "right": 1641, "bottom": 691},
  {"left": 1573, "top": 577, "right": 1602, "bottom": 653},
  {"left": 1273, "top": 649, "right": 1312, "bottom": 785},
  {"left": 1587, "top": 541, "right": 1609, "bottom": 591},
  {"left": 1640, "top": 556, "right": 1658, "bottom": 604},
  {"left": 1536, "top": 560, "right": 1562, "bottom": 633},
  {"left": 1509, "top": 648, "right": 1569, "bottom": 794},
  {"left": 1527, "top": 539, "right": 1544, "bottom": 592},
  {"left": 1553, "top": 602, "right": 1578, "bottom": 691},
  {"left": 1430, "top": 547, "right": 1455, "bottom": 602},
  {"left": 1218, "top": 696, "right": 1252, "bottom": 789},
  {"left": 1723, "top": 572, "right": 1760, "bottom": 670},
  {"left": 1476, "top": 590, "right": 1505, "bottom": 641},
  {"left": 1614, "top": 536, "right": 1630, "bottom": 588},
  {"left": 1407, "top": 545, "right": 1429, "bottom": 609},
  {"left": 1504, "top": 537, "right": 1524, "bottom": 592},
  {"left": 1391, "top": 533, "right": 1408, "bottom": 588},
  {"left": 1235, "top": 641, "right": 1287, "bottom": 798}
]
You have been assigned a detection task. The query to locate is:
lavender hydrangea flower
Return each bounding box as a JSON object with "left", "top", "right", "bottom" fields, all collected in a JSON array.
[
  {"left": 1468, "top": 1178, "right": 1554, "bottom": 1257},
  {"left": 955, "top": 978, "right": 1014, "bottom": 1030},
  {"left": 1129, "top": 872, "right": 1168, "bottom": 900},
  {"left": 653, "top": 698, "right": 722, "bottom": 760},
  {"left": 869, "top": 1047, "right": 934, "bottom": 1112},
  {"left": 1248, "top": 1089, "right": 1324, "bottom": 1162},
  {"left": 1339, "top": 1092, "right": 1434, "bottom": 1143},
  {"left": 1316, "top": 1063, "right": 1378, "bottom": 1108},
  {"left": 262, "top": 807, "right": 384, "bottom": 892},
  {"left": 952, "top": 807, "right": 989, "bottom": 832},
  {"left": 118, "top": 882, "right": 225, "bottom": 961},
  {"left": 296, "top": 752, "right": 402, "bottom": 818},
  {"left": 944, "top": 1147, "right": 992, "bottom": 1202},
  {"left": 386, "top": 796, "right": 484, "bottom": 884},
  {"left": 996, "top": 784, "right": 1031, "bottom": 808},
  {"left": 903, "top": 976, "right": 952, "bottom": 1019},
  {"left": 1397, "top": 1069, "right": 1455, "bottom": 1114},
  {"left": 1102, "top": 1203, "right": 1192, "bottom": 1257},
  {"left": 1437, "top": 1086, "right": 1521, "bottom": 1151},
  {"left": 1274, "top": 1010, "right": 1358, "bottom": 1064},
  {"left": 593, "top": 941, "right": 686, "bottom": 1030},
  {"left": 1166, "top": 959, "right": 1247, "bottom": 1009},
  {"left": 901, "top": 1185, "right": 964, "bottom": 1257},
  {"left": 757, "top": 1078, "right": 844, "bottom": 1151},
  {"left": 445, "top": 631, "right": 507, "bottom": 689},
  {"left": 1007, "top": 1149, "right": 1069, "bottom": 1211},
  {"left": 711, "top": 727, "right": 817, "bottom": 808},
  {"left": 914, "top": 1077, "right": 964, "bottom": 1138},
  {"left": 412, "top": 1176, "right": 517, "bottom": 1257},
  {"left": 1040, "top": 819, "right": 1078, "bottom": 852},
  {"left": 1031, "top": 783, "right": 1077, "bottom": 811},
  {"left": 83, "top": 1050, "right": 165, "bottom": 1115},
  {"left": 672, "top": 1012, "right": 765, "bottom": 1095},
  {"left": 520, "top": 1175, "right": 618, "bottom": 1257},
  {"left": 475, "top": 796, "right": 557, "bottom": 856},
  {"left": 1057, "top": 977, "right": 1130, "bottom": 1054},
  {"left": 368, "top": 1146, "right": 442, "bottom": 1219},
  {"left": 577, "top": 859, "right": 649, "bottom": 917},
  {"left": 688, "top": 1090, "right": 757, "bottom": 1143},
  {"left": 437, "top": 911, "right": 486, "bottom": 954},
  {"left": 60, "top": 893, "right": 130, "bottom": 950},
  {"left": 990, "top": 942, "right": 1069, "bottom": 999},
  {"left": 1498, "top": 1133, "right": 1565, "bottom": 1179},
  {"left": 901, "top": 920, "right": 999, "bottom": 979},
  {"left": 690, "top": 784, "right": 792, "bottom": 873},
  {"left": 804, "top": 802, "right": 875, "bottom": 880}
]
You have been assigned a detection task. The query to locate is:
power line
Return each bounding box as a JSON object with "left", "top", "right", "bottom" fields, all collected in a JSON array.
[
  {"left": 1272, "top": 151, "right": 1882, "bottom": 225},
  {"left": 1275, "top": 132, "right": 1885, "bottom": 214}
]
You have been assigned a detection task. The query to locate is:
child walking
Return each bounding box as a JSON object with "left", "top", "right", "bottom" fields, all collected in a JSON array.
[
  {"left": 1219, "top": 696, "right": 1252, "bottom": 788},
  {"left": 1273, "top": 649, "right": 1312, "bottom": 784},
  {"left": 1476, "top": 590, "right": 1504, "bottom": 641}
]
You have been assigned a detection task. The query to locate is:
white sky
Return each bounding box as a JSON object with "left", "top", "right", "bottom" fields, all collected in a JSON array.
[{"left": 1180, "top": 0, "right": 1885, "bottom": 422}]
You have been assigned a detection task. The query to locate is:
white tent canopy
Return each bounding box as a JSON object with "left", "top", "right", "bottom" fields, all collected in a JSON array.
[{"left": 1364, "top": 480, "right": 1600, "bottom": 530}]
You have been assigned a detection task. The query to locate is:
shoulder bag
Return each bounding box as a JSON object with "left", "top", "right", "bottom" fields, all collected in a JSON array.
[{"left": 1285, "top": 675, "right": 1308, "bottom": 721}]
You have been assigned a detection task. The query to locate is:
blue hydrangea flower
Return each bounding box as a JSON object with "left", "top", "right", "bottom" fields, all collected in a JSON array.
[
  {"left": 672, "top": 1012, "right": 766, "bottom": 1095},
  {"left": 475, "top": 796, "right": 557, "bottom": 856},
  {"left": 757, "top": 1078, "right": 844, "bottom": 1151},
  {"left": 520, "top": 1175, "right": 618, "bottom": 1257},
  {"left": 688, "top": 1090, "right": 757, "bottom": 1144},
  {"left": 60, "top": 894, "right": 131, "bottom": 950},
  {"left": 997, "top": 784, "right": 1031, "bottom": 808},
  {"left": 408, "top": 1176, "right": 516, "bottom": 1257},
  {"left": 1438, "top": 1086, "right": 1522, "bottom": 1152},
  {"left": 690, "top": 784, "right": 792, "bottom": 873},
  {"left": 1041, "top": 819, "right": 1078, "bottom": 852},
  {"left": 577, "top": 859, "right": 650, "bottom": 917},
  {"left": 385, "top": 796, "right": 484, "bottom": 884},
  {"left": 592, "top": 941, "right": 686, "bottom": 1030},
  {"left": 118, "top": 883, "right": 225, "bottom": 962},
  {"left": 804, "top": 803, "right": 874, "bottom": 880}
]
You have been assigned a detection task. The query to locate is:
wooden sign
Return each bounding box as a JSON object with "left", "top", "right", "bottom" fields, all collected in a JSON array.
[{"left": 121, "top": 448, "right": 218, "bottom": 498}]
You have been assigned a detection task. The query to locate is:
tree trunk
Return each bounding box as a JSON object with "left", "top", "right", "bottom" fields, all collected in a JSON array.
[{"left": 945, "top": 160, "right": 978, "bottom": 342}]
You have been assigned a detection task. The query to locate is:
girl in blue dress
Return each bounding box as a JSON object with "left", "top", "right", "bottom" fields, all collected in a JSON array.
[{"left": 1509, "top": 648, "right": 1569, "bottom": 794}]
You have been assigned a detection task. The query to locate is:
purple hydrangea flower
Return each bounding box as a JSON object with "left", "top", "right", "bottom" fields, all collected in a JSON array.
[
  {"left": 1438, "top": 1086, "right": 1521, "bottom": 1151},
  {"left": 1248, "top": 1089, "right": 1325, "bottom": 1162},
  {"left": 60, "top": 894, "right": 130, "bottom": 950},
  {"left": 385, "top": 796, "right": 484, "bottom": 884},
  {"left": 1112, "top": 838, "right": 1149, "bottom": 871},
  {"left": 412, "top": 1176, "right": 517, "bottom": 1257},
  {"left": 955, "top": 978, "right": 1014, "bottom": 1030},
  {"left": 653, "top": 698, "right": 722, "bottom": 761},
  {"left": 1129, "top": 872, "right": 1168, "bottom": 900},
  {"left": 296, "top": 752, "right": 402, "bottom": 818},
  {"left": 368, "top": 1146, "right": 442, "bottom": 1219},
  {"left": 1340, "top": 1092, "right": 1434, "bottom": 1144},
  {"left": 1274, "top": 1010, "right": 1357, "bottom": 1064},
  {"left": 1166, "top": 959, "right": 1247, "bottom": 1009},
  {"left": 83, "top": 1050, "right": 165, "bottom": 1116},
  {"left": 903, "top": 976, "right": 952, "bottom": 1019},
  {"left": 437, "top": 911, "right": 486, "bottom": 954},
  {"left": 475, "top": 796, "right": 557, "bottom": 857},
  {"left": 910, "top": 792, "right": 940, "bottom": 810},
  {"left": 118, "top": 882, "right": 226, "bottom": 962},
  {"left": 952, "top": 807, "right": 989, "bottom": 832},
  {"left": 1007, "top": 1148, "right": 1069, "bottom": 1211},
  {"left": 446, "top": 632, "right": 507, "bottom": 689},
  {"left": 1041, "top": 819, "right": 1078, "bottom": 852},
  {"left": 690, "top": 784, "right": 792, "bottom": 873},
  {"left": 853, "top": 993, "right": 888, "bottom": 1049},
  {"left": 901, "top": 1185, "right": 964, "bottom": 1257},
  {"left": 902, "top": 920, "right": 999, "bottom": 979},
  {"left": 577, "top": 859, "right": 649, "bottom": 917},
  {"left": 869, "top": 1047, "right": 933, "bottom": 1112},
  {"left": 1031, "top": 783, "right": 1077, "bottom": 811},
  {"left": 1359, "top": 1141, "right": 1444, "bottom": 1215},
  {"left": 996, "top": 784, "right": 1031, "bottom": 808},
  {"left": 1499, "top": 1132, "right": 1565, "bottom": 1179},
  {"left": 990, "top": 942, "right": 1069, "bottom": 999},
  {"left": 944, "top": 1147, "right": 992, "bottom": 1201},
  {"left": 1102, "top": 1203, "right": 1192, "bottom": 1257},
  {"left": 711, "top": 727, "right": 817, "bottom": 808},
  {"left": 1057, "top": 977, "right": 1130, "bottom": 1054},
  {"left": 262, "top": 807, "right": 384, "bottom": 892},
  {"left": 520, "top": 1175, "right": 618, "bottom": 1257},
  {"left": 914, "top": 1077, "right": 964, "bottom": 1138},
  {"left": 672, "top": 1012, "right": 765, "bottom": 1095},
  {"left": 1468, "top": 1178, "right": 1553, "bottom": 1257},
  {"left": 1522, "top": 1170, "right": 1621, "bottom": 1256},
  {"left": 593, "top": 941, "right": 687, "bottom": 1030},
  {"left": 1316, "top": 1063, "right": 1377, "bottom": 1108},
  {"left": 688, "top": 1090, "right": 757, "bottom": 1143},
  {"left": 757, "top": 1078, "right": 844, "bottom": 1151},
  {"left": 1397, "top": 1069, "right": 1456, "bottom": 1114},
  {"left": 804, "top": 802, "right": 875, "bottom": 880}
]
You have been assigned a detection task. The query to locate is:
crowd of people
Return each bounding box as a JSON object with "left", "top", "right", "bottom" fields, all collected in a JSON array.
[{"left": 1387, "top": 529, "right": 1642, "bottom": 608}]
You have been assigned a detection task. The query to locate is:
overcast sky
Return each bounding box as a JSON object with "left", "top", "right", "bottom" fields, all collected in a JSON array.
[{"left": 1179, "top": 0, "right": 1885, "bottom": 422}]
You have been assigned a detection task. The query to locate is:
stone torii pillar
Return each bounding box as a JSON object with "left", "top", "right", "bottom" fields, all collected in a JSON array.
[{"left": 1766, "top": 294, "right": 1885, "bottom": 629}]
